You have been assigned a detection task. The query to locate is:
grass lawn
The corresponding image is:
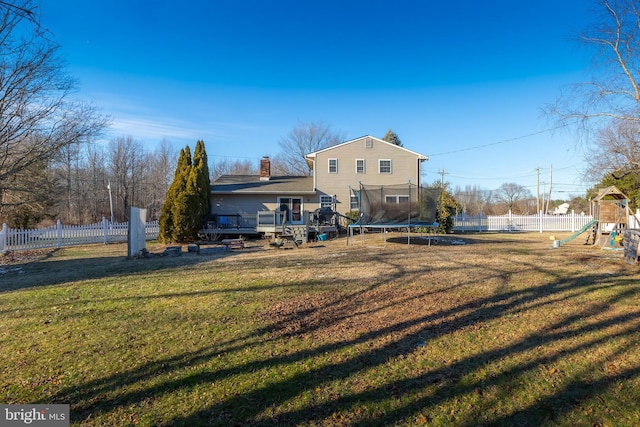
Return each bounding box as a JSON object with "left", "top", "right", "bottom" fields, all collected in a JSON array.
[{"left": 1, "top": 232, "right": 640, "bottom": 426}]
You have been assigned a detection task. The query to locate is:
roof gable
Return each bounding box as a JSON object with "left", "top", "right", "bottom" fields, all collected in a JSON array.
[{"left": 305, "top": 135, "right": 428, "bottom": 161}]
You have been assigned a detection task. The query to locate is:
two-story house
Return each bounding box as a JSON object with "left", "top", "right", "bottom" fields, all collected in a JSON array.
[
  {"left": 304, "top": 135, "right": 428, "bottom": 216},
  {"left": 207, "top": 135, "right": 428, "bottom": 240}
]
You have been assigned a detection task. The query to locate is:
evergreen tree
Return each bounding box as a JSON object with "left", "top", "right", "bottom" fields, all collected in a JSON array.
[
  {"left": 171, "top": 183, "right": 192, "bottom": 242},
  {"left": 158, "top": 146, "right": 191, "bottom": 243},
  {"left": 432, "top": 180, "right": 460, "bottom": 233},
  {"left": 158, "top": 142, "right": 211, "bottom": 243},
  {"left": 181, "top": 162, "right": 201, "bottom": 240},
  {"left": 193, "top": 140, "right": 211, "bottom": 224},
  {"left": 382, "top": 129, "right": 403, "bottom": 146}
]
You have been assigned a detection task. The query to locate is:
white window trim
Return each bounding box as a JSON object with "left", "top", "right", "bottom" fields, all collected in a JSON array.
[
  {"left": 355, "top": 158, "right": 365, "bottom": 174},
  {"left": 379, "top": 159, "right": 392, "bottom": 174},
  {"left": 328, "top": 158, "right": 338, "bottom": 173},
  {"left": 277, "top": 197, "right": 304, "bottom": 225},
  {"left": 320, "top": 195, "right": 334, "bottom": 208},
  {"left": 350, "top": 194, "right": 360, "bottom": 210}
]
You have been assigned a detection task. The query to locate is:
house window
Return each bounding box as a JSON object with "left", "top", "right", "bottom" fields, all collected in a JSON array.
[
  {"left": 379, "top": 159, "right": 392, "bottom": 174},
  {"left": 350, "top": 192, "right": 360, "bottom": 210},
  {"left": 365, "top": 137, "right": 373, "bottom": 149},
  {"left": 385, "top": 195, "right": 410, "bottom": 204},
  {"left": 328, "top": 158, "right": 338, "bottom": 173},
  {"left": 356, "top": 159, "right": 365, "bottom": 174},
  {"left": 320, "top": 195, "right": 334, "bottom": 208}
]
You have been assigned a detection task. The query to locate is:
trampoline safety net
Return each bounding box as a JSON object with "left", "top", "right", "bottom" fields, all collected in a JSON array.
[{"left": 352, "top": 183, "right": 439, "bottom": 225}]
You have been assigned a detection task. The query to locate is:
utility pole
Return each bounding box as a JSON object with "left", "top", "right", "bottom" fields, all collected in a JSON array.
[
  {"left": 438, "top": 169, "right": 447, "bottom": 225},
  {"left": 107, "top": 180, "right": 114, "bottom": 224},
  {"left": 438, "top": 169, "right": 448, "bottom": 202},
  {"left": 546, "top": 164, "right": 553, "bottom": 214},
  {"left": 535, "top": 167, "right": 540, "bottom": 213}
]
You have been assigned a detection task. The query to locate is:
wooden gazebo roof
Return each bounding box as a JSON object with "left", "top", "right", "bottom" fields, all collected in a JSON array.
[{"left": 592, "top": 185, "right": 630, "bottom": 202}]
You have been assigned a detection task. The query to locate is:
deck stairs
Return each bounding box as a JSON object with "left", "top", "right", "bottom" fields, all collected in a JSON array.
[{"left": 282, "top": 224, "right": 308, "bottom": 244}]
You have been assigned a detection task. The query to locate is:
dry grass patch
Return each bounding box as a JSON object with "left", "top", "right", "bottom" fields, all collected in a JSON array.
[{"left": 1, "top": 232, "right": 639, "bottom": 426}]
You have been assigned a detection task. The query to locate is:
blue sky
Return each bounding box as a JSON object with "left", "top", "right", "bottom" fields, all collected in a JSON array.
[{"left": 39, "top": 1, "right": 597, "bottom": 200}]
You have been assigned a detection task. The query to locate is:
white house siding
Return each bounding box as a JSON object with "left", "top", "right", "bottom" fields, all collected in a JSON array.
[
  {"left": 311, "top": 136, "right": 425, "bottom": 216},
  {"left": 212, "top": 194, "right": 276, "bottom": 216}
]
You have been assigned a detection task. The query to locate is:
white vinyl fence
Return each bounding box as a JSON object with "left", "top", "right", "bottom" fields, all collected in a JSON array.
[
  {"left": 453, "top": 210, "right": 596, "bottom": 232},
  {"left": 0, "top": 218, "right": 160, "bottom": 252}
]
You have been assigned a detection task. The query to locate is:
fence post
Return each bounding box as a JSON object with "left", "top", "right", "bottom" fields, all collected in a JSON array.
[
  {"left": 539, "top": 210, "right": 543, "bottom": 233},
  {"left": 57, "top": 219, "right": 62, "bottom": 248},
  {"left": 103, "top": 217, "right": 109, "bottom": 245},
  {"left": 0, "top": 223, "right": 6, "bottom": 252}
]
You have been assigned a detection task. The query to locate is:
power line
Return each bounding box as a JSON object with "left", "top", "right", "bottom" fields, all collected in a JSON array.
[
  {"left": 427, "top": 125, "right": 569, "bottom": 157},
  {"left": 424, "top": 168, "right": 538, "bottom": 181},
  {"left": 424, "top": 162, "right": 584, "bottom": 182}
]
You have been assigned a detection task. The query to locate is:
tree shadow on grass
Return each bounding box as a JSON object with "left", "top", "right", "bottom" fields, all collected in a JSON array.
[
  {"left": 42, "top": 251, "right": 640, "bottom": 426},
  {"left": 170, "top": 272, "right": 640, "bottom": 426},
  {"left": 0, "top": 249, "right": 240, "bottom": 293}
]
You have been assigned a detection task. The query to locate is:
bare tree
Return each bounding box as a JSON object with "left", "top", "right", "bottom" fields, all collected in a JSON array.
[
  {"left": 584, "top": 118, "right": 640, "bottom": 207},
  {"left": 550, "top": 0, "right": 640, "bottom": 129},
  {"left": 0, "top": 158, "right": 54, "bottom": 227},
  {"left": 144, "top": 139, "right": 177, "bottom": 220},
  {"left": 52, "top": 141, "right": 82, "bottom": 222},
  {"left": 452, "top": 185, "right": 494, "bottom": 215},
  {"left": 82, "top": 143, "right": 110, "bottom": 222},
  {"left": 211, "top": 158, "right": 257, "bottom": 180},
  {"left": 0, "top": 0, "right": 108, "bottom": 220},
  {"left": 277, "top": 121, "right": 345, "bottom": 175},
  {"left": 107, "top": 136, "right": 146, "bottom": 221},
  {"left": 494, "top": 183, "right": 533, "bottom": 214},
  {"left": 268, "top": 153, "right": 296, "bottom": 176},
  {"left": 586, "top": 118, "right": 640, "bottom": 178}
]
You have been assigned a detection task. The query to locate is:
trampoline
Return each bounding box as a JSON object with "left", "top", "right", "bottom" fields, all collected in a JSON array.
[{"left": 348, "top": 182, "right": 440, "bottom": 246}]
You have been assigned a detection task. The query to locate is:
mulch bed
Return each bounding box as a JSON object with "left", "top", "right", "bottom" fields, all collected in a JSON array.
[{"left": 0, "top": 249, "right": 55, "bottom": 266}]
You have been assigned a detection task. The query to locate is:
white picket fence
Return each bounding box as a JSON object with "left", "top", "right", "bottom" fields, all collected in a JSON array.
[
  {"left": 3, "top": 210, "right": 639, "bottom": 252},
  {"left": 453, "top": 210, "right": 640, "bottom": 232},
  {"left": 0, "top": 218, "right": 160, "bottom": 252}
]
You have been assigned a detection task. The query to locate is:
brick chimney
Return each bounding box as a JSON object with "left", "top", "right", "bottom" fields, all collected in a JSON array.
[{"left": 260, "top": 156, "right": 271, "bottom": 181}]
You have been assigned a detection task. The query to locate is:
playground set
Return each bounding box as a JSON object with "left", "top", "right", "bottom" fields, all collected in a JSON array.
[{"left": 556, "top": 185, "right": 629, "bottom": 250}]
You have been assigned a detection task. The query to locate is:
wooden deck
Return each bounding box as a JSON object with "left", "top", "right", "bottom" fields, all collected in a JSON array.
[
  {"left": 199, "top": 209, "right": 340, "bottom": 243},
  {"left": 197, "top": 227, "right": 260, "bottom": 241}
]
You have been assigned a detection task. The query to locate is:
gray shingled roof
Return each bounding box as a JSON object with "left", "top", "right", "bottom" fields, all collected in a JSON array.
[{"left": 211, "top": 175, "right": 315, "bottom": 194}]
